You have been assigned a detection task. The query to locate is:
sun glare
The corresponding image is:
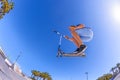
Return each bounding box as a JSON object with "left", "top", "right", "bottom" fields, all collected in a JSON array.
[{"left": 111, "top": 3, "right": 120, "bottom": 23}]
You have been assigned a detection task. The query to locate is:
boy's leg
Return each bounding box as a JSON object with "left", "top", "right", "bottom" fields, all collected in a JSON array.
[
  {"left": 69, "top": 27, "right": 83, "bottom": 47},
  {"left": 69, "top": 26, "right": 87, "bottom": 52},
  {"left": 71, "top": 37, "right": 80, "bottom": 48}
]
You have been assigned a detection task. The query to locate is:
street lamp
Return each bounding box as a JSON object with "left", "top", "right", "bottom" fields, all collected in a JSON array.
[{"left": 85, "top": 72, "right": 88, "bottom": 80}]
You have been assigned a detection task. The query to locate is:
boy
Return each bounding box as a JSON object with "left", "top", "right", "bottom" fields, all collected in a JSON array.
[{"left": 65, "top": 24, "right": 87, "bottom": 53}]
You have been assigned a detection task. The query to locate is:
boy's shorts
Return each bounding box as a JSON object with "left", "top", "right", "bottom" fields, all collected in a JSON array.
[{"left": 76, "top": 27, "right": 93, "bottom": 42}]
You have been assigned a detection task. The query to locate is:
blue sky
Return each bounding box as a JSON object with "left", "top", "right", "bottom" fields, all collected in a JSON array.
[{"left": 0, "top": 0, "right": 120, "bottom": 80}]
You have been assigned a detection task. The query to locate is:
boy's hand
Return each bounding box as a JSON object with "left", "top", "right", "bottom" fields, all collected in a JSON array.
[{"left": 65, "top": 36, "right": 69, "bottom": 39}]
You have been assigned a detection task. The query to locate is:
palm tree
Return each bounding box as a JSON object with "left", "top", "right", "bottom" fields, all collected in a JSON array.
[
  {"left": 46, "top": 73, "right": 52, "bottom": 80},
  {"left": 47, "top": 76, "right": 52, "bottom": 80},
  {"left": 0, "top": 0, "right": 14, "bottom": 19},
  {"left": 41, "top": 72, "right": 52, "bottom": 80},
  {"left": 31, "top": 70, "right": 42, "bottom": 80},
  {"left": 31, "top": 70, "right": 52, "bottom": 80},
  {"left": 105, "top": 74, "right": 113, "bottom": 80},
  {"left": 2, "top": 1, "right": 14, "bottom": 13},
  {"left": 42, "top": 72, "right": 48, "bottom": 80},
  {"left": 97, "top": 74, "right": 112, "bottom": 80}
]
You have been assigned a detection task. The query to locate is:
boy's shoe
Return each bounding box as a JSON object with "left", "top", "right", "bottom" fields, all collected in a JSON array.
[
  {"left": 73, "top": 48, "right": 80, "bottom": 53},
  {"left": 78, "top": 44, "right": 87, "bottom": 53}
]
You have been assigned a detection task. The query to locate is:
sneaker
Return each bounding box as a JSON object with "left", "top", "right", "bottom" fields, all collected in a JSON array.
[
  {"left": 78, "top": 44, "right": 87, "bottom": 53},
  {"left": 73, "top": 48, "right": 79, "bottom": 53}
]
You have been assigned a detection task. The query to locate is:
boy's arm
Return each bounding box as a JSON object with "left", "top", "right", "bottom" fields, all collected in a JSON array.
[{"left": 65, "top": 36, "right": 73, "bottom": 42}]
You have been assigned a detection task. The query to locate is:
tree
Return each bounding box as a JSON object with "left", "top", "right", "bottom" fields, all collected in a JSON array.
[
  {"left": 40, "top": 72, "right": 52, "bottom": 80},
  {"left": 31, "top": 70, "right": 42, "bottom": 80},
  {"left": 1, "top": 0, "right": 14, "bottom": 13},
  {"left": 97, "top": 73, "right": 113, "bottom": 80},
  {"left": 0, "top": 0, "right": 14, "bottom": 19},
  {"left": 31, "top": 70, "right": 52, "bottom": 80}
]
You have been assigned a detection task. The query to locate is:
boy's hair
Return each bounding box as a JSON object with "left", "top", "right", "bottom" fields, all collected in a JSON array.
[
  {"left": 70, "top": 25, "right": 76, "bottom": 27},
  {"left": 76, "top": 24, "right": 81, "bottom": 26}
]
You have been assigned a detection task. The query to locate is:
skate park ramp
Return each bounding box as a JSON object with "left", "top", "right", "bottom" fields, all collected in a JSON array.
[
  {"left": 0, "top": 48, "right": 31, "bottom": 80},
  {"left": 113, "top": 73, "right": 120, "bottom": 80}
]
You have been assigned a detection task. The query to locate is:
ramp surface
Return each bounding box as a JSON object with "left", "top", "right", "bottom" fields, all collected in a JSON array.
[
  {"left": 113, "top": 73, "right": 120, "bottom": 80},
  {"left": 0, "top": 50, "right": 29, "bottom": 80}
]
